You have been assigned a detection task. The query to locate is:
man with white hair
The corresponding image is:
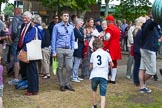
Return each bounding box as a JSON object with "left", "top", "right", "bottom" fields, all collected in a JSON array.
[{"left": 18, "top": 11, "right": 33, "bottom": 82}]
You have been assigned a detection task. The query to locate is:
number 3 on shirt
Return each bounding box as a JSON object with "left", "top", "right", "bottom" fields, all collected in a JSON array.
[{"left": 97, "top": 55, "right": 102, "bottom": 65}]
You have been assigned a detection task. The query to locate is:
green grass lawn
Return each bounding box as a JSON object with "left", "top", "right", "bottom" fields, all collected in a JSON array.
[{"left": 3, "top": 72, "right": 162, "bottom": 108}]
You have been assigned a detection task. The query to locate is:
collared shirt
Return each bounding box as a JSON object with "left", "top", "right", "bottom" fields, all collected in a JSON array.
[
  {"left": 121, "top": 23, "right": 128, "bottom": 33},
  {"left": 51, "top": 21, "right": 75, "bottom": 55}
]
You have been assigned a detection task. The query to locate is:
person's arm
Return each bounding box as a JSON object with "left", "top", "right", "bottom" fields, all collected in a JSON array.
[
  {"left": 109, "top": 62, "right": 114, "bottom": 68},
  {"left": 89, "top": 63, "right": 93, "bottom": 70},
  {"left": 127, "top": 27, "right": 134, "bottom": 45},
  {"left": 107, "top": 52, "right": 113, "bottom": 68},
  {"left": 104, "top": 28, "right": 113, "bottom": 41},
  {"left": 51, "top": 25, "right": 58, "bottom": 57},
  {"left": 74, "top": 28, "right": 84, "bottom": 41},
  {"left": 71, "top": 28, "right": 75, "bottom": 51},
  {"left": 89, "top": 53, "right": 93, "bottom": 70},
  {"left": 0, "top": 36, "right": 7, "bottom": 40},
  {"left": 83, "top": 28, "right": 87, "bottom": 38},
  {"left": 12, "top": 17, "right": 18, "bottom": 34},
  {"left": 159, "top": 35, "right": 162, "bottom": 42}
]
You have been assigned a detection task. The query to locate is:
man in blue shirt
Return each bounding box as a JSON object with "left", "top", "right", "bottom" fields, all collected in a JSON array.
[{"left": 51, "top": 11, "right": 75, "bottom": 91}]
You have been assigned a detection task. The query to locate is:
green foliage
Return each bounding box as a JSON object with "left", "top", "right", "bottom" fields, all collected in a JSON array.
[
  {"left": 3, "top": 3, "right": 14, "bottom": 16},
  {"left": 0, "top": 0, "right": 8, "bottom": 3},
  {"left": 113, "top": 0, "right": 152, "bottom": 22},
  {"left": 41, "top": 0, "right": 96, "bottom": 13},
  {"left": 0, "top": 0, "right": 9, "bottom": 12}
]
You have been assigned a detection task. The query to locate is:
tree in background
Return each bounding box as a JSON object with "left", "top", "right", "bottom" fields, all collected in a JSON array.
[
  {"left": 41, "top": 0, "right": 97, "bottom": 17},
  {"left": 104, "top": 0, "right": 116, "bottom": 17},
  {"left": 3, "top": 3, "right": 14, "bottom": 16},
  {"left": 0, "top": 0, "right": 8, "bottom": 13},
  {"left": 113, "top": 0, "right": 152, "bottom": 21}
]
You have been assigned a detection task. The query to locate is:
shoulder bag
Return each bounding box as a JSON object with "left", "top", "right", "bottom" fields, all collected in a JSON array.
[
  {"left": 17, "top": 49, "right": 29, "bottom": 63},
  {"left": 26, "top": 27, "right": 42, "bottom": 61},
  {"left": 74, "top": 38, "right": 78, "bottom": 49}
]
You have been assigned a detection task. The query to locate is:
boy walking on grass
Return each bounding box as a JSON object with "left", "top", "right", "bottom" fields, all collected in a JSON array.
[{"left": 90, "top": 38, "right": 113, "bottom": 108}]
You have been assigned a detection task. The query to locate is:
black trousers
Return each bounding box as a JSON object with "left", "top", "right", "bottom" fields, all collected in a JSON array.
[
  {"left": 19, "top": 61, "right": 27, "bottom": 80},
  {"left": 26, "top": 61, "right": 39, "bottom": 93}
]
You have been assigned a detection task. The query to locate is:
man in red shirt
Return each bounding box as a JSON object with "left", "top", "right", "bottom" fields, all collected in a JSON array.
[{"left": 103, "top": 15, "right": 122, "bottom": 84}]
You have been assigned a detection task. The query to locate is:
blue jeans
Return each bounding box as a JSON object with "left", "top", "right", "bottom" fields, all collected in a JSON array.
[
  {"left": 91, "top": 77, "right": 108, "bottom": 96},
  {"left": 10, "top": 42, "right": 19, "bottom": 62},
  {"left": 133, "top": 52, "right": 141, "bottom": 85},
  {"left": 72, "top": 57, "right": 81, "bottom": 80}
]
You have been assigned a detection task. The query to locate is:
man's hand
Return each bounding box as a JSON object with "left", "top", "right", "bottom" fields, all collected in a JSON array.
[{"left": 52, "top": 54, "right": 57, "bottom": 58}]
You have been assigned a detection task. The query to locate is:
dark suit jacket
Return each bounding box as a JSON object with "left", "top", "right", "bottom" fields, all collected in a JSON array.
[{"left": 17, "top": 23, "right": 32, "bottom": 51}]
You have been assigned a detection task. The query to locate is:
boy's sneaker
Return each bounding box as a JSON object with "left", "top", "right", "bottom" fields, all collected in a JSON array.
[
  {"left": 140, "top": 87, "right": 152, "bottom": 93},
  {"left": 72, "top": 79, "right": 80, "bottom": 83},
  {"left": 8, "top": 79, "right": 20, "bottom": 85}
]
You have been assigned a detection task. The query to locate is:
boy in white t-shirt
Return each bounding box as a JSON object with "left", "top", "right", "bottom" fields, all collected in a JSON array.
[{"left": 90, "top": 38, "right": 113, "bottom": 108}]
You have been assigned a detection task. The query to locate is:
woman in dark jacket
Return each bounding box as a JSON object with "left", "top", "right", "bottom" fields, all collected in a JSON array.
[{"left": 71, "top": 18, "right": 84, "bottom": 82}]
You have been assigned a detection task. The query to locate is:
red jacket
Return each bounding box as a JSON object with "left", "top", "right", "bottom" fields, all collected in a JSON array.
[{"left": 103, "top": 23, "right": 122, "bottom": 60}]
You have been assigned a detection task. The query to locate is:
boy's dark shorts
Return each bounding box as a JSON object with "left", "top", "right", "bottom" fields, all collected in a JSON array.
[{"left": 91, "top": 77, "right": 108, "bottom": 96}]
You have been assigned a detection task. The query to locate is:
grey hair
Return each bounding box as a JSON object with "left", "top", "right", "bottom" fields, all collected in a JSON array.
[
  {"left": 75, "top": 18, "right": 83, "bottom": 25},
  {"left": 31, "top": 14, "right": 42, "bottom": 24},
  {"left": 101, "top": 20, "right": 107, "bottom": 25},
  {"left": 23, "top": 11, "right": 32, "bottom": 19}
]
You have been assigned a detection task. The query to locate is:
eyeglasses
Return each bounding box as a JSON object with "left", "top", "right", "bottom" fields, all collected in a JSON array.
[{"left": 64, "top": 26, "right": 68, "bottom": 33}]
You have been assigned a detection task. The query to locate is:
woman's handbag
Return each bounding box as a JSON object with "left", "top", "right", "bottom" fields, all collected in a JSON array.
[
  {"left": 17, "top": 49, "right": 29, "bottom": 63},
  {"left": 26, "top": 27, "right": 42, "bottom": 61},
  {"left": 52, "top": 58, "right": 58, "bottom": 75},
  {"left": 74, "top": 39, "right": 78, "bottom": 49}
]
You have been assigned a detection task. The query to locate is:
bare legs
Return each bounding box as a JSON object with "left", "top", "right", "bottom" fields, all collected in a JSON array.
[{"left": 139, "top": 69, "right": 152, "bottom": 89}]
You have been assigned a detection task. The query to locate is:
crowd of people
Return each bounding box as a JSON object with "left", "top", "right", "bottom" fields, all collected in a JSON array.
[{"left": 0, "top": 7, "right": 161, "bottom": 108}]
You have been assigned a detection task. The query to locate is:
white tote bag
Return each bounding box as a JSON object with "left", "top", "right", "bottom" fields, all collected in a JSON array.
[
  {"left": 26, "top": 27, "right": 42, "bottom": 60},
  {"left": 74, "top": 38, "right": 78, "bottom": 49}
]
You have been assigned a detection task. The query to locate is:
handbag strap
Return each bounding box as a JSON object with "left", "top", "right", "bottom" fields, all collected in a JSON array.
[
  {"left": 75, "top": 38, "right": 78, "bottom": 42},
  {"left": 34, "top": 27, "right": 38, "bottom": 40}
]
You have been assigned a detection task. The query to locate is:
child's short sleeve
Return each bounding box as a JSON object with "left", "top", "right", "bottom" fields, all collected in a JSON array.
[
  {"left": 106, "top": 52, "right": 112, "bottom": 62},
  {"left": 90, "top": 53, "right": 94, "bottom": 63}
]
